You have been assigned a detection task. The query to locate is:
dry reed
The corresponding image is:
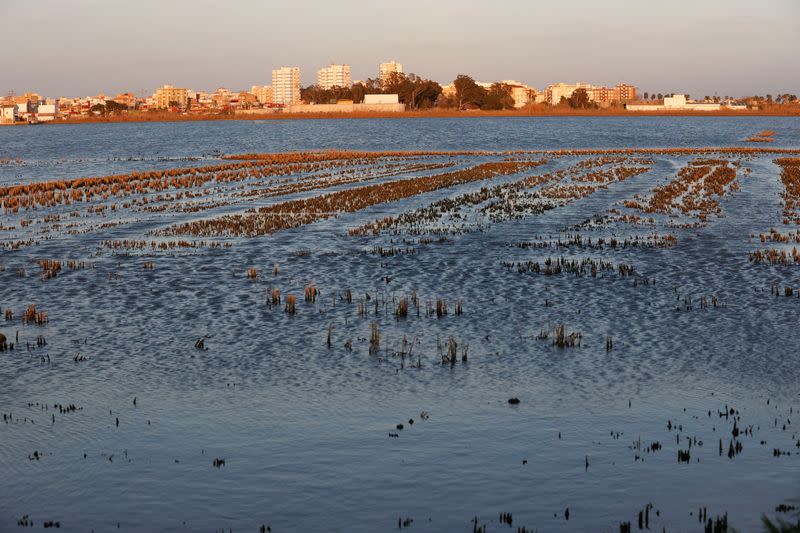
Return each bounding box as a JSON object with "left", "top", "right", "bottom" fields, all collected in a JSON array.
[
  {"left": 395, "top": 297, "right": 408, "bottom": 319},
  {"left": 285, "top": 295, "right": 296, "bottom": 314},
  {"left": 552, "top": 324, "right": 581, "bottom": 348},
  {"left": 369, "top": 322, "right": 380, "bottom": 355},
  {"left": 304, "top": 284, "right": 318, "bottom": 302}
]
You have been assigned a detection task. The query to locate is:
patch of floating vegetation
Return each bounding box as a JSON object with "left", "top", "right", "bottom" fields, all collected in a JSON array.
[
  {"left": 775, "top": 158, "right": 800, "bottom": 224},
  {"left": 745, "top": 159, "right": 800, "bottom": 266},
  {"left": 2, "top": 148, "right": 800, "bottom": 251},
  {"left": 1, "top": 151, "right": 471, "bottom": 213},
  {"left": 100, "top": 239, "right": 231, "bottom": 250},
  {"left": 481, "top": 158, "right": 651, "bottom": 222},
  {"left": 514, "top": 233, "right": 677, "bottom": 250},
  {"left": 503, "top": 256, "right": 636, "bottom": 278},
  {"left": 745, "top": 130, "right": 776, "bottom": 143},
  {"left": 754, "top": 228, "right": 800, "bottom": 244},
  {"left": 160, "top": 161, "right": 543, "bottom": 237},
  {"left": 621, "top": 158, "right": 740, "bottom": 223},
  {"left": 748, "top": 248, "right": 800, "bottom": 265},
  {"left": 350, "top": 156, "right": 653, "bottom": 236},
  {"left": 348, "top": 158, "right": 551, "bottom": 235},
  {"left": 219, "top": 149, "right": 502, "bottom": 162}
]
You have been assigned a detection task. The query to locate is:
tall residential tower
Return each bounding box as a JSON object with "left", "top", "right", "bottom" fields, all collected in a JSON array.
[
  {"left": 271, "top": 67, "right": 301, "bottom": 105},
  {"left": 316, "top": 64, "right": 351, "bottom": 89}
]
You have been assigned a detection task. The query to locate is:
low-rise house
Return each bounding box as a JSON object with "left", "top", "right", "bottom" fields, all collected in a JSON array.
[
  {"left": 0, "top": 103, "right": 18, "bottom": 124},
  {"left": 250, "top": 85, "right": 273, "bottom": 105},
  {"left": 211, "top": 87, "right": 234, "bottom": 109},
  {"left": 15, "top": 100, "right": 36, "bottom": 121},
  {"left": 626, "top": 94, "right": 745, "bottom": 112},
  {"left": 36, "top": 102, "right": 59, "bottom": 121},
  {"left": 113, "top": 92, "right": 137, "bottom": 108},
  {"left": 237, "top": 91, "right": 258, "bottom": 108}
]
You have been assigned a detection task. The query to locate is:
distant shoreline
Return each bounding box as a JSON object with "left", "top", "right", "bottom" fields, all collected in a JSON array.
[{"left": 2, "top": 106, "right": 792, "bottom": 127}]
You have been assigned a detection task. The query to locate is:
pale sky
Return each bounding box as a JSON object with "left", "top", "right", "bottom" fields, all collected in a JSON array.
[{"left": 1, "top": 0, "right": 798, "bottom": 98}]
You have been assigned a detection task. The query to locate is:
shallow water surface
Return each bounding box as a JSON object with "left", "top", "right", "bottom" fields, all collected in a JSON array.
[{"left": 1, "top": 117, "right": 799, "bottom": 532}]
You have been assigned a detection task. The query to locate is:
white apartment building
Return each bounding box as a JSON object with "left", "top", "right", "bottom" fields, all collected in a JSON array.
[
  {"left": 272, "top": 67, "right": 301, "bottom": 105},
  {"left": 379, "top": 61, "right": 403, "bottom": 85},
  {"left": 316, "top": 64, "right": 351, "bottom": 89},
  {"left": 545, "top": 82, "right": 594, "bottom": 105},
  {"left": 153, "top": 84, "right": 189, "bottom": 109},
  {"left": 503, "top": 80, "right": 537, "bottom": 108}
]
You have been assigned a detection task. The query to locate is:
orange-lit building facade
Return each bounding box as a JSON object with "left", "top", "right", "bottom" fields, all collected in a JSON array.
[{"left": 591, "top": 84, "right": 637, "bottom": 104}]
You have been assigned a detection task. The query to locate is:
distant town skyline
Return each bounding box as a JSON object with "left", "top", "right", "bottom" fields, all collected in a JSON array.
[{"left": 1, "top": 0, "right": 798, "bottom": 98}]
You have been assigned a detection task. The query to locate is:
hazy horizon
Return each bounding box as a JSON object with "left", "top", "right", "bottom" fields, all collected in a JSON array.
[{"left": 1, "top": 0, "right": 798, "bottom": 98}]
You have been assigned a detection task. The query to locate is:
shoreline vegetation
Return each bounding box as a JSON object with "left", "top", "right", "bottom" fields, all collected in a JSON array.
[{"left": 6, "top": 105, "right": 799, "bottom": 127}]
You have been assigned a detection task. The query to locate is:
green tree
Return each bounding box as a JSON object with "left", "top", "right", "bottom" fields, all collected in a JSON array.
[
  {"left": 435, "top": 93, "right": 457, "bottom": 108},
  {"left": 105, "top": 100, "right": 128, "bottom": 113},
  {"left": 408, "top": 76, "right": 442, "bottom": 109},
  {"left": 300, "top": 85, "right": 355, "bottom": 104},
  {"left": 299, "top": 74, "right": 441, "bottom": 108},
  {"left": 381, "top": 72, "right": 440, "bottom": 108},
  {"left": 567, "top": 88, "right": 591, "bottom": 109},
  {"left": 351, "top": 83, "right": 366, "bottom": 103},
  {"left": 483, "top": 83, "right": 515, "bottom": 110},
  {"left": 362, "top": 78, "right": 383, "bottom": 93},
  {"left": 382, "top": 72, "right": 413, "bottom": 105},
  {"left": 453, "top": 75, "right": 487, "bottom": 110},
  {"left": 382, "top": 71, "right": 408, "bottom": 95}
]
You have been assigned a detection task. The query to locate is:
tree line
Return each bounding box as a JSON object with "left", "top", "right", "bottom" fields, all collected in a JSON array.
[
  {"left": 300, "top": 73, "right": 526, "bottom": 110},
  {"left": 639, "top": 92, "right": 799, "bottom": 104},
  {"left": 301, "top": 72, "right": 442, "bottom": 109}
]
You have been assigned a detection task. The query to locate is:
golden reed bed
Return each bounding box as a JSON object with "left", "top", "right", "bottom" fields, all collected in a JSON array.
[
  {"left": 5, "top": 148, "right": 800, "bottom": 214},
  {"left": 160, "top": 160, "right": 544, "bottom": 237},
  {"left": 5, "top": 149, "right": 800, "bottom": 263}
]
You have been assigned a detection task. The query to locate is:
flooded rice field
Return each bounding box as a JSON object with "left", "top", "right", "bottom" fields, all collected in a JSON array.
[{"left": 1, "top": 117, "right": 799, "bottom": 532}]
